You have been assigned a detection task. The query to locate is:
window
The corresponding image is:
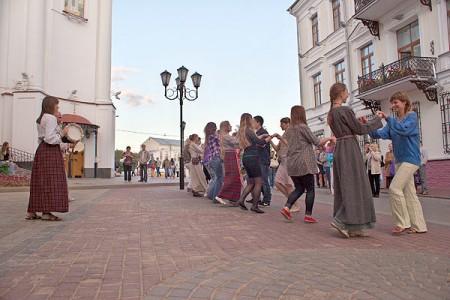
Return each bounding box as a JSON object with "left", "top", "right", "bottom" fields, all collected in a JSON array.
[
  {"left": 397, "top": 20, "right": 420, "bottom": 58},
  {"left": 313, "top": 73, "right": 323, "bottom": 106},
  {"left": 64, "top": 0, "right": 85, "bottom": 18},
  {"left": 335, "top": 60, "right": 346, "bottom": 83},
  {"left": 361, "top": 44, "right": 374, "bottom": 77},
  {"left": 312, "top": 15, "right": 319, "bottom": 46},
  {"left": 332, "top": 0, "right": 342, "bottom": 31}
]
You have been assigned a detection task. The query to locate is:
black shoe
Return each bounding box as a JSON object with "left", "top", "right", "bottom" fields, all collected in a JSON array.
[
  {"left": 374, "top": 194, "right": 379, "bottom": 198},
  {"left": 251, "top": 207, "right": 265, "bottom": 213},
  {"left": 246, "top": 199, "right": 254, "bottom": 203},
  {"left": 138, "top": 180, "right": 143, "bottom": 182},
  {"left": 238, "top": 201, "right": 248, "bottom": 211}
]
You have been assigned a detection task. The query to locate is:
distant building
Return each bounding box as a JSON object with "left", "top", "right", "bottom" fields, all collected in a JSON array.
[
  {"left": 142, "top": 137, "right": 181, "bottom": 160},
  {"left": 288, "top": 0, "right": 450, "bottom": 189},
  {"left": 0, "top": 0, "right": 115, "bottom": 178}
]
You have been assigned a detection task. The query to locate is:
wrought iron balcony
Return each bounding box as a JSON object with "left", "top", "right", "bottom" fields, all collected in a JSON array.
[
  {"left": 357, "top": 56, "right": 437, "bottom": 102},
  {"left": 354, "top": 0, "right": 432, "bottom": 38}
]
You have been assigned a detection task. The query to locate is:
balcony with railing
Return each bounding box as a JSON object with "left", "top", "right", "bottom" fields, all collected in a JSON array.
[
  {"left": 356, "top": 56, "right": 438, "bottom": 103},
  {"left": 353, "top": 0, "right": 432, "bottom": 38}
]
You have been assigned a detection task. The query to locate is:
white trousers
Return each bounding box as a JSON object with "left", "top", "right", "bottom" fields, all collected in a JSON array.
[{"left": 389, "top": 162, "right": 427, "bottom": 232}]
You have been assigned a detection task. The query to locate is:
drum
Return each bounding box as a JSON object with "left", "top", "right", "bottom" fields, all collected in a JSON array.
[
  {"left": 66, "top": 123, "right": 84, "bottom": 143},
  {"left": 69, "top": 141, "right": 85, "bottom": 153}
]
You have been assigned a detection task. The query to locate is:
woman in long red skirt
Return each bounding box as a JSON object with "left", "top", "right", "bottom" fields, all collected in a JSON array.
[{"left": 26, "top": 96, "right": 72, "bottom": 221}]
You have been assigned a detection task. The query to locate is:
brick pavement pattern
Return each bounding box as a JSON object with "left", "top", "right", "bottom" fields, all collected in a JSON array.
[{"left": 0, "top": 186, "right": 449, "bottom": 299}]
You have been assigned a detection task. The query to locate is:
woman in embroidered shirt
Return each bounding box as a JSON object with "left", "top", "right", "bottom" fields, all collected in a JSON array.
[
  {"left": 237, "top": 113, "right": 273, "bottom": 213},
  {"left": 370, "top": 91, "right": 427, "bottom": 234},
  {"left": 279, "top": 106, "right": 335, "bottom": 223},
  {"left": 27, "top": 96, "right": 73, "bottom": 221},
  {"left": 327, "top": 83, "right": 383, "bottom": 238},
  {"left": 216, "top": 121, "right": 241, "bottom": 204}
]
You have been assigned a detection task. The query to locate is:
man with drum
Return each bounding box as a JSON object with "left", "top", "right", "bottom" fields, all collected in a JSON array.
[{"left": 138, "top": 144, "right": 150, "bottom": 182}]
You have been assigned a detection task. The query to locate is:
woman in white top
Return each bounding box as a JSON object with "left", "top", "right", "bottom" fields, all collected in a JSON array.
[
  {"left": 364, "top": 143, "right": 382, "bottom": 198},
  {"left": 27, "top": 96, "right": 72, "bottom": 221}
]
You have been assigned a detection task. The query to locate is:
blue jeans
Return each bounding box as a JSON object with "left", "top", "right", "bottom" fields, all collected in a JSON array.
[
  {"left": 260, "top": 164, "right": 272, "bottom": 204},
  {"left": 324, "top": 166, "right": 331, "bottom": 190},
  {"left": 139, "top": 163, "right": 148, "bottom": 181},
  {"left": 269, "top": 167, "right": 276, "bottom": 188},
  {"left": 164, "top": 167, "right": 170, "bottom": 178},
  {"left": 208, "top": 156, "right": 224, "bottom": 200},
  {"left": 204, "top": 162, "right": 215, "bottom": 198}
]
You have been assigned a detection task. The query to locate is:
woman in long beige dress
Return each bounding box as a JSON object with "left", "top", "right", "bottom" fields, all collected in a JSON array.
[{"left": 188, "top": 134, "right": 207, "bottom": 197}]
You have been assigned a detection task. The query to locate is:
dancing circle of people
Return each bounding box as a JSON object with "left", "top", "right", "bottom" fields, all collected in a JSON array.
[{"left": 25, "top": 83, "right": 427, "bottom": 237}]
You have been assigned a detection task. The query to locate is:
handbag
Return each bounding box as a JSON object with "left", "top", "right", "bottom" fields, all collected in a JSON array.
[
  {"left": 270, "top": 158, "right": 279, "bottom": 169},
  {"left": 120, "top": 157, "right": 125, "bottom": 163}
]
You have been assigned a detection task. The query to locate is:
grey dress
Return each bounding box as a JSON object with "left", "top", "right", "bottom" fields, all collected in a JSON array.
[{"left": 329, "top": 106, "right": 383, "bottom": 230}]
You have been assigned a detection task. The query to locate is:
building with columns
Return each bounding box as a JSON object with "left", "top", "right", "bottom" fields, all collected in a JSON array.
[
  {"left": 288, "top": 0, "right": 450, "bottom": 189},
  {"left": 0, "top": 0, "right": 115, "bottom": 178}
]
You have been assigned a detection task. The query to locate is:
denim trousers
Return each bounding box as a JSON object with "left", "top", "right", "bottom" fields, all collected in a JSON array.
[
  {"left": 123, "top": 165, "right": 132, "bottom": 181},
  {"left": 260, "top": 164, "right": 272, "bottom": 204},
  {"left": 389, "top": 162, "right": 427, "bottom": 232},
  {"left": 139, "top": 164, "right": 148, "bottom": 181},
  {"left": 418, "top": 164, "right": 428, "bottom": 192},
  {"left": 208, "top": 156, "right": 224, "bottom": 200},
  {"left": 269, "top": 167, "right": 276, "bottom": 188}
]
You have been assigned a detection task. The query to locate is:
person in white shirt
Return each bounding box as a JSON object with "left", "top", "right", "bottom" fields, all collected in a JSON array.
[{"left": 27, "top": 96, "right": 73, "bottom": 221}]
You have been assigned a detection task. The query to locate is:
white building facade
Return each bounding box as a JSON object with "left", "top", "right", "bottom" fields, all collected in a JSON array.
[
  {"left": 0, "top": 0, "right": 115, "bottom": 177},
  {"left": 142, "top": 137, "right": 181, "bottom": 161},
  {"left": 288, "top": 0, "right": 450, "bottom": 189}
]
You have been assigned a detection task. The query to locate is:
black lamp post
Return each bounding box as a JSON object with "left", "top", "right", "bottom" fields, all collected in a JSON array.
[{"left": 161, "top": 66, "right": 202, "bottom": 190}]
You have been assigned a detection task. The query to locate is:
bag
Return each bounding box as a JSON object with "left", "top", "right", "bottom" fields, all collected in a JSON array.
[
  {"left": 182, "top": 144, "right": 191, "bottom": 162},
  {"left": 380, "top": 155, "right": 385, "bottom": 168},
  {"left": 270, "top": 158, "right": 279, "bottom": 169},
  {"left": 120, "top": 157, "right": 125, "bottom": 163},
  {"left": 151, "top": 162, "right": 156, "bottom": 169},
  {"left": 191, "top": 157, "right": 200, "bottom": 165},
  {"left": 389, "top": 160, "right": 396, "bottom": 177}
]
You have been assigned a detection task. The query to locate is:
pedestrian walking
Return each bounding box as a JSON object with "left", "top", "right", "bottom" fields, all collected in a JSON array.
[
  {"left": 327, "top": 83, "right": 383, "bottom": 238},
  {"left": 370, "top": 91, "right": 427, "bottom": 234}
]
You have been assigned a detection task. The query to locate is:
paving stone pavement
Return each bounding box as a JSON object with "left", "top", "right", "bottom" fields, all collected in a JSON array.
[{"left": 0, "top": 186, "right": 449, "bottom": 300}]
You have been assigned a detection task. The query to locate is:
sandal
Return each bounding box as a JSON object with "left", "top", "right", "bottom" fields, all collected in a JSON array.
[
  {"left": 25, "top": 213, "right": 41, "bottom": 220},
  {"left": 391, "top": 226, "right": 409, "bottom": 234},
  {"left": 330, "top": 222, "right": 349, "bottom": 238},
  {"left": 41, "top": 213, "right": 62, "bottom": 221},
  {"left": 408, "top": 229, "right": 427, "bottom": 234}
]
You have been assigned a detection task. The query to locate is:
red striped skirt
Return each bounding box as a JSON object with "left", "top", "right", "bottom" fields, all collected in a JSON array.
[
  {"left": 28, "top": 142, "right": 69, "bottom": 213},
  {"left": 218, "top": 150, "right": 242, "bottom": 202}
]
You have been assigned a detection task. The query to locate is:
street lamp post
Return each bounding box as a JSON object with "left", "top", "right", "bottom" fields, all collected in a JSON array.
[{"left": 160, "top": 66, "right": 202, "bottom": 190}]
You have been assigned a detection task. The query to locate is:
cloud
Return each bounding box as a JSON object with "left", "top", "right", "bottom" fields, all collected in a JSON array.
[
  {"left": 120, "top": 90, "right": 156, "bottom": 107},
  {"left": 111, "top": 66, "right": 139, "bottom": 83}
]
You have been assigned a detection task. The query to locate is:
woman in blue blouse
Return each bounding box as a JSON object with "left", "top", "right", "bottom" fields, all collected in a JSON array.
[{"left": 370, "top": 91, "right": 427, "bottom": 234}]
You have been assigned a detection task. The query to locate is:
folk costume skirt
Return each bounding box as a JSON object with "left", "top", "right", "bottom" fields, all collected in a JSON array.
[
  {"left": 28, "top": 142, "right": 69, "bottom": 213},
  {"left": 218, "top": 150, "right": 242, "bottom": 202}
]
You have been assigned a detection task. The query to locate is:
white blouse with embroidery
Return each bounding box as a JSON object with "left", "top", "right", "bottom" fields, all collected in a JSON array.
[{"left": 38, "top": 113, "right": 62, "bottom": 145}]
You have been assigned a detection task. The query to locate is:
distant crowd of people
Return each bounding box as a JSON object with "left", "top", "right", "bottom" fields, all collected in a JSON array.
[{"left": 21, "top": 85, "right": 430, "bottom": 237}]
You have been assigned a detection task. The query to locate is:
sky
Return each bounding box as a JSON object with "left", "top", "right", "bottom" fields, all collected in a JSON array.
[{"left": 112, "top": 0, "right": 300, "bottom": 151}]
